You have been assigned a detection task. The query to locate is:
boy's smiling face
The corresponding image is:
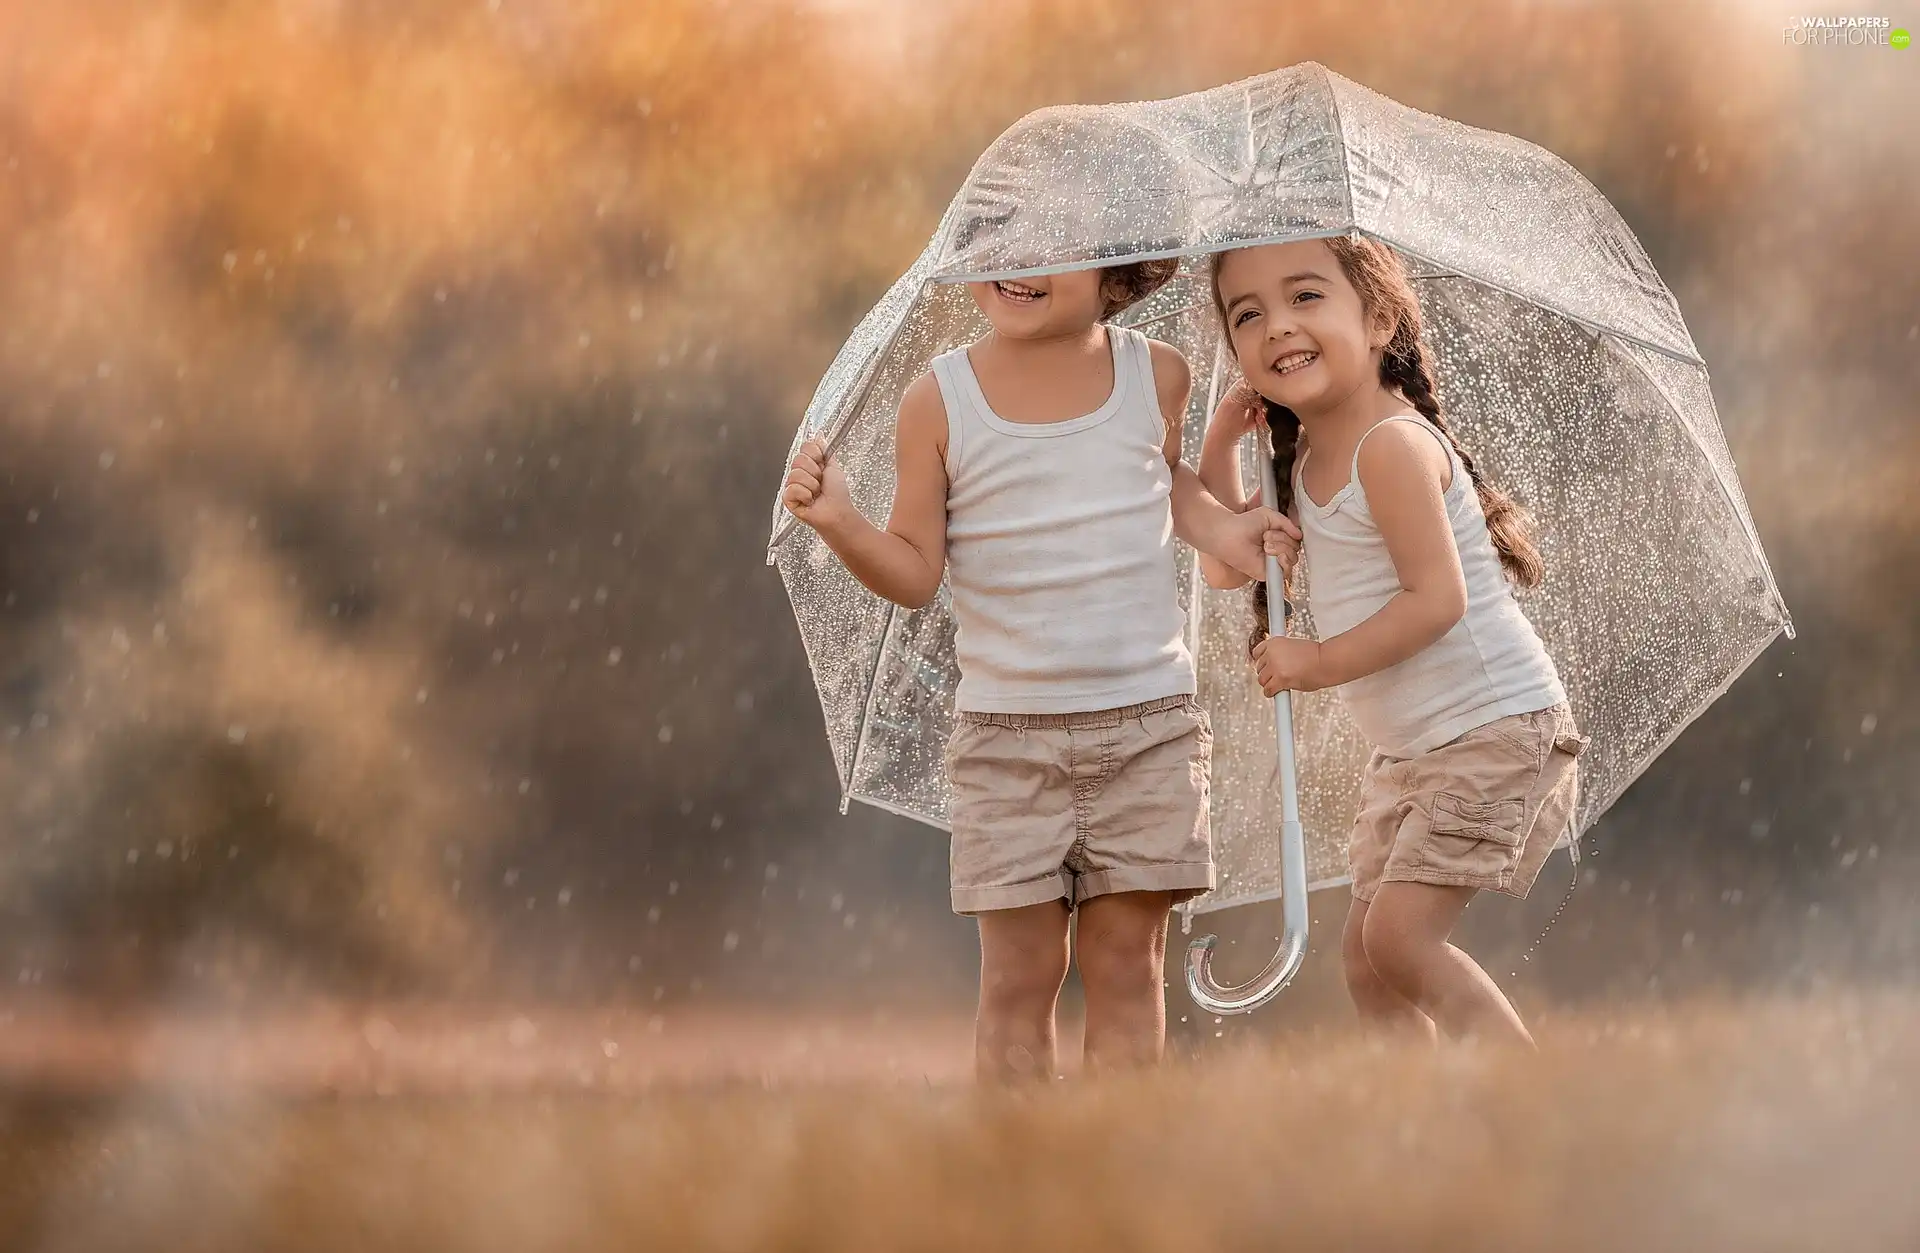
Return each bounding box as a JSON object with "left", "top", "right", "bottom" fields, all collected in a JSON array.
[
  {"left": 1216, "top": 240, "right": 1388, "bottom": 414},
  {"left": 967, "top": 268, "right": 1108, "bottom": 339}
]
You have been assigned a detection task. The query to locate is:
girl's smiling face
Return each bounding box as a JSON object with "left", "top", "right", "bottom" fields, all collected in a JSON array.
[{"left": 1215, "top": 239, "right": 1388, "bottom": 413}]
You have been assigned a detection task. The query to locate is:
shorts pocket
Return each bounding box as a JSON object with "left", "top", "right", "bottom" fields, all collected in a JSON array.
[
  {"left": 1422, "top": 792, "right": 1526, "bottom": 879},
  {"left": 1430, "top": 793, "right": 1525, "bottom": 844}
]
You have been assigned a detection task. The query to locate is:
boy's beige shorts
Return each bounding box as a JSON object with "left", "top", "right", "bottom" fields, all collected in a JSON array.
[
  {"left": 944, "top": 693, "right": 1216, "bottom": 916},
  {"left": 1350, "top": 702, "right": 1587, "bottom": 903}
]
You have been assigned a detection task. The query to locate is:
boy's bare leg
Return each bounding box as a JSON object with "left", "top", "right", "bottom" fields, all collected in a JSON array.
[
  {"left": 1075, "top": 889, "right": 1174, "bottom": 1072},
  {"left": 1361, "top": 881, "right": 1534, "bottom": 1048},
  {"left": 1341, "top": 896, "right": 1438, "bottom": 1043},
  {"left": 975, "top": 899, "right": 1073, "bottom": 1083}
]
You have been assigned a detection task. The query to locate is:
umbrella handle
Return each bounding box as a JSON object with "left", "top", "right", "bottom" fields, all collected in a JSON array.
[{"left": 1185, "top": 434, "right": 1311, "bottom": 1016}]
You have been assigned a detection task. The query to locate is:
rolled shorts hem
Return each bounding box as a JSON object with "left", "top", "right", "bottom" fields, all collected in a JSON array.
[
  {"left": 1073, "top": 862, "right": 1216, "bottom": 905},
  {"left": 952, "top": 875, "right": 1069, "bottom": 916},
  {"left": 1353, "top": 864, "right": 1547, "bottom": 904}
]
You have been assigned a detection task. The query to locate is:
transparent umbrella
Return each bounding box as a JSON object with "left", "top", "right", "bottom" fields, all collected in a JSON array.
[{"left": 765, "top": 62, "right": 1792, "bottom": 1012}]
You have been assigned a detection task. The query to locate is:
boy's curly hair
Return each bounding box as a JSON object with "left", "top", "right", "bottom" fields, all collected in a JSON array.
[{"left": 1099, "top": 258, "right": 1179, "bottom": 320}]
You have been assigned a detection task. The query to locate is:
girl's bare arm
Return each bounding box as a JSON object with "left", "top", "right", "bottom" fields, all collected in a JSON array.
[{"left": 1315, "top": 421, "right": 1466, "bottom": 685}]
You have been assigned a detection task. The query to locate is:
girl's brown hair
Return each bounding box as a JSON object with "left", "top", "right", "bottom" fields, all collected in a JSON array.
[{"left": 1208, "top": 235, "right": 1544, "bottom": 647}]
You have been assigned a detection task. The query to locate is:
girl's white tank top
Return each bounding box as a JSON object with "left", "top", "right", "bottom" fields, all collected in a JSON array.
[
  {"left": 930, "top": 325, "right": 1195, "bottom": 714},
  {"left": 1295, "top": 414, "right": 1564, "bottom": 758}
]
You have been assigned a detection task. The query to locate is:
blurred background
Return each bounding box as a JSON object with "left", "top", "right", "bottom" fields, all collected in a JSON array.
[{"left": 0, "top": 0, "right": 1913, "bottom": 1060}]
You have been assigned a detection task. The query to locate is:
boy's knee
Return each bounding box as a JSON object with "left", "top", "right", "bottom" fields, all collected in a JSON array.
[
  {"left": 982, "top": 941, "right": 1069, "bottom": 1010},
  {"left": 1076, "top": 915, "right": 1165, "bottom": 1000}
]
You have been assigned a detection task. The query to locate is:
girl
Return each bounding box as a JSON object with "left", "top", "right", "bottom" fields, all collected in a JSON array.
[
  {"left": 1197, "top": 234, "right": 1585, "bottom": 1049},
  {"left": 784, "top": 261, "right": 1298, "bottom": 1081}
]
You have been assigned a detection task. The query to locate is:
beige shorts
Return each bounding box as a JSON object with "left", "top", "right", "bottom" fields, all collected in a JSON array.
[
  {"left": 1350, "top": 703, "right": 1587, "bottom": 904},
  {"left": 944, "top": 694, "right": 1216, "bottom": 916}
]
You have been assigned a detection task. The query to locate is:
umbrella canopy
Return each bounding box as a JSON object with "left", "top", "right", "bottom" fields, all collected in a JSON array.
[{"left": 766, "top": 61, "right": 1792, "bottom": 915}]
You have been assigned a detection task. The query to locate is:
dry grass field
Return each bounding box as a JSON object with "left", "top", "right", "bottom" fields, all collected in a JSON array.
[{"left": 1, "top": 993, "right": 1915, "bottom": 1251}]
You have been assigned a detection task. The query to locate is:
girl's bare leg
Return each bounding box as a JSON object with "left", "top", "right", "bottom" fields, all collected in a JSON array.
[
  {"left": 1361, "top": 881, "right": 1534, "bottom": 1048},
  {"left": 975, "top": 899, "right": 1073, "bottom": 1082},
  {"left": 1341, "top": 895, "right": 1437, "bottom": 1043}
]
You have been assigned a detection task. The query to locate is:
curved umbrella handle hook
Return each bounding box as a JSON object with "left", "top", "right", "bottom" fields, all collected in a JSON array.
[{"left": 1185, "top": 431, "right": 1311, "bottom": 1016}]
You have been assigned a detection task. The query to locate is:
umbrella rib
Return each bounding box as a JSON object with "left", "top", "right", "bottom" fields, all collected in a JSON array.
[
  {"left": 1180, "top": 872, "right": 1358, "bottom": 918},
  {"left": 1179, "top": 336, "right": 1234, "bottom": 665},
  {"left": 936, "top": 235, "right": 1704, "bottom": 369},
  {"left": 847, "top": 790, "right": 953, "bottom": 833},
  {"left": 842, "top": 597, "right": 902, "bottom": 806},
  {"left": 1319, "top": 63, "right": 1359, "bottom": 230}
]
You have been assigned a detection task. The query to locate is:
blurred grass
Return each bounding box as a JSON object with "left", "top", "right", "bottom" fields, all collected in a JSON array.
[{"left": 2, "top": 994, "right": 1918, "bottom": 1250}]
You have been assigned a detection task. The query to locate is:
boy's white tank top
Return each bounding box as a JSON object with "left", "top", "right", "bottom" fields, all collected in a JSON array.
[
  {"left": 1295, "top": 414, "right": 1564, "bottom": 758},
  {"left": 930, "top": 324, "right": 1195, "bottom": 714}
]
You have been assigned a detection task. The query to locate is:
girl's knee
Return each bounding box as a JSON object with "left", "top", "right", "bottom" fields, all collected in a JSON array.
[
  {"left": 1341, "top": 937, "right": 1380, "bottom": 998},
  {"left": 1359, "top": 905, "right": 1426, "bottom": 992}
]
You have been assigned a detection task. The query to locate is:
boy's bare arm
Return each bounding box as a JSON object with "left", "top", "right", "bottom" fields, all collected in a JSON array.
[
  {"left": 1194, "top": 387, "right": 1272, "bottom": 589},
  {"left": 782, "top": 373, "right": 949, "bottom": 610},
  {"left": 1146, "top": 340, "right": 1299, "bottom": 586}
]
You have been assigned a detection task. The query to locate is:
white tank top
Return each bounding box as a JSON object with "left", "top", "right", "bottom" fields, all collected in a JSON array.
[
  {"left": 1295, "top": 414, "right": 1564, "bottom": 758},
  {"left": 931, "top": 325, "right": 1196, "bottom": 714}
]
